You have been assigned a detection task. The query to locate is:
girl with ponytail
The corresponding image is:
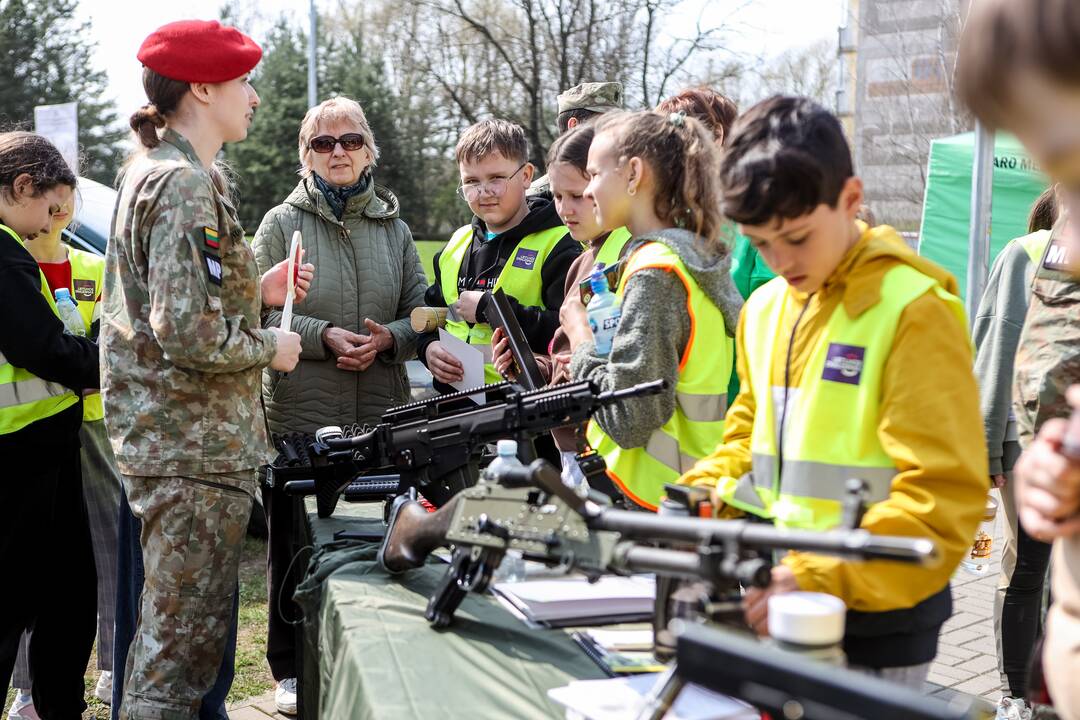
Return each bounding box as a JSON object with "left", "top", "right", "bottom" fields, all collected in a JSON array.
[{"left": 560, "top": 110, "right": 742, "bottom": 511}]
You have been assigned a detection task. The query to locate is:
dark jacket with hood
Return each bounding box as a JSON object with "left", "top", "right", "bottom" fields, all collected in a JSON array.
[
  {"left": 253, "top": 175, "right": 427, "bottom": 432},
  {"left": 418, "top": 195, "right": 580, "bottom": 392}
]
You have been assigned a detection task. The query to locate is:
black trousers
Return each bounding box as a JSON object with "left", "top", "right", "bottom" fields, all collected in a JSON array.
[
  {"left": 262, "top": 482, "right": 302, "bottom": 681},
  {"left": 0, "top": 404, "right": 97, "bottom": 720},
  {"left": 1002, "top": 518, "right": 1053, "bottom": 697}
]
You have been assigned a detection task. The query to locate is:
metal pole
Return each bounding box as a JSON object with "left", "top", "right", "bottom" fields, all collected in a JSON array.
[
  {"left": 307, "top": 0, "right": 318, "bottom": 108},
  {"left": 965, "top": 120, "right": 994, "bottom": 326}
]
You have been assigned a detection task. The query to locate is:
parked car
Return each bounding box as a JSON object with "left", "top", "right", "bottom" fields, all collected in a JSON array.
[{"left": 64, "top": 176, "right": 115, "bottom": 256}]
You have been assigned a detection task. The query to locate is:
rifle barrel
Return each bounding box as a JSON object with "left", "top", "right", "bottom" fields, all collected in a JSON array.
[
  {"left": 596, "top": 379, "right": 668, "bottom": 405},
  {"left": 614, "top": 543, "right": 704, "bottom": 578},
  {"left": 595, "top": 510, "right": 937, "bottom": 566}
]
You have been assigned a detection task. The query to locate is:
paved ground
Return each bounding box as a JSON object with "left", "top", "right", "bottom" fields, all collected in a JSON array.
[
  {"left": 228, "top": 490, "right": 1010, "bottom": 718},
  {"left": 926, "top": 488, "right": 1006, "bottom": 714},
  {"left": 228, "top": 690, "right": 291, "bottom": 720}
]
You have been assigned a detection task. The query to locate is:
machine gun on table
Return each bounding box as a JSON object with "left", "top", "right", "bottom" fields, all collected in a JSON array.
[
  {"left": 281, "top": 379, "right": 666, "bottom": 517},
  {"left": 376, "top": 459, "right": 939, "bottom": 629}
]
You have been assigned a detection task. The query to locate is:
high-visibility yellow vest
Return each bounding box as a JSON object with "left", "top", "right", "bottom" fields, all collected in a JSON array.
[
  {"left": 724, "top": 264, "right": 966, "bottom": 530},
  {"left": 439, "top": 224, "right": 568, "bottom": 384},
  {"left": 0, "top": 225, "right": 80, "bottom": 435},
  {"left": 1018, "top": 229, "right": 1052, "bottom": 265},
  {"left": 595, "top": 227, "right": 632, "bottom": 269},
  {"left": 585, "top": 242, "right": 732, "bottom": 510},
  {"left": 68, "top": 247, "right": 104, "bottom": 421}
]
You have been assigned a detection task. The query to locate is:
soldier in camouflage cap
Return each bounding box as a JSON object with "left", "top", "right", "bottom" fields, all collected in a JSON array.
[
  {"left": 529, "top": 81, "right": 623, "bottom": 197},
  {"left": 102, "top": 20, "right": 309, "bottom": 719}
]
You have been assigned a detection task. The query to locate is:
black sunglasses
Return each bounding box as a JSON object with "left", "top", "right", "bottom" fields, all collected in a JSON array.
[{"left": 309, "top": 133, "right": 366, "bottom": 153}]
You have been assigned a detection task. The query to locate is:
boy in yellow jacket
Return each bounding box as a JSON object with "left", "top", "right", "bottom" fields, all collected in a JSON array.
[{"left": 679, "top": 96, "right": 989, "bottom": 686}]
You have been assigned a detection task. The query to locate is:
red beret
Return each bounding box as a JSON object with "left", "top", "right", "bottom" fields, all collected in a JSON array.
[{"left": 137, "top": 20, "right": 262, "bottom": 84}]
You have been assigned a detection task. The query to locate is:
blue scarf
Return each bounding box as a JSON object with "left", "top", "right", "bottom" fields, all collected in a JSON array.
[{"left": 313, "top": 172, "right": 371, "bottom": 220}]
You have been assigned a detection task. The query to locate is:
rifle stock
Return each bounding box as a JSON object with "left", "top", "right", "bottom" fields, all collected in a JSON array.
[{"left": 378, "top": 494, "right": 460, "bottom": 574}]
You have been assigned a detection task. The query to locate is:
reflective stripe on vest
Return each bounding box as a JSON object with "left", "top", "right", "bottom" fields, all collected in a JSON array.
[
  {"left": 729, "top": 264, "right": 967, "bottom": 530},
  {"left": 585, "top": 241, "right": 732, "bottom": 511},
  {"left": 595, "top": 227, "right": 632, "bottom": 269},
  {"left": 439, "top": 224, "right": 568, "bottom": 384},
  {"left": 0, "top": 224, "right": 80, "bottom": 434},
  {"left": 69, "top": 247, "right": 105, "bottom": 421},
  {"left": 1018, "top": 229, "right": 1052, "bottom": 266}
]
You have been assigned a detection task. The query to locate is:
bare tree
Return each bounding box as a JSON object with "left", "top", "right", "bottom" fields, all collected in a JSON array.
[
  {"left": 850, "top": 0, "right": 972, "bottom": 226},
  {"left": 337, "top": 0, "right": 741, "bottom": 169}
]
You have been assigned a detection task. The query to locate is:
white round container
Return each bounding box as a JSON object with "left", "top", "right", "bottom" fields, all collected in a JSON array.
[{"left": 768, "top": 591, "right": 846, "bottom": 647}]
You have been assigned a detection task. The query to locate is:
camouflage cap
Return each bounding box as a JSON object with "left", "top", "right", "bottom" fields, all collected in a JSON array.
[{"left": 557, "top": 82, "right": 623, "bottom": 115}]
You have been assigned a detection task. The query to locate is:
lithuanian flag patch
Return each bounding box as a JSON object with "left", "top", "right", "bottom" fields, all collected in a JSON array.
[{"left": 203, "top": 227, "right": 220, "bottom": 250}]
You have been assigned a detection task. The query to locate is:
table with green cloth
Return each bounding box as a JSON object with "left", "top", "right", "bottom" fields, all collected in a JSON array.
[{"left": 294, "top": 499, "right": 607, "bottom": 720}]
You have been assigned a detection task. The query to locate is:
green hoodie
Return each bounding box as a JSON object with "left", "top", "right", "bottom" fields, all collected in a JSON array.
[{"left": 729, "top": 230, "right": 776, "bottom": 299}]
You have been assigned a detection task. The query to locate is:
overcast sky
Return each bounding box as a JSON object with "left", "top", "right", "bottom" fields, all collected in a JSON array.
[{"left": 75, "top": 0, "right": 844, "bottom": 121}]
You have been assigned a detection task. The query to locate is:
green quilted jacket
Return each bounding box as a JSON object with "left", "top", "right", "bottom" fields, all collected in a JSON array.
[{"left": 253, "top": 176, "right": 427, "bottom": 434}]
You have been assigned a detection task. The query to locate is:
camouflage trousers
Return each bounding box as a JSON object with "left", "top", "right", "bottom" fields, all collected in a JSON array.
[{"left": 119, "top": 473, "right": 253, "bottom": 720}]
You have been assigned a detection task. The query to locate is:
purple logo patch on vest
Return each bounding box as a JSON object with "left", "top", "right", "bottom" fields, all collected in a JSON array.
[
  {"left": 512, "top": 248, "right": 539, "bottom": 269},
  {"left": 73, "top": 279, "right": 96, "bottom": 301},
  {"left": 822, "top": 343, "right": 865, "bottom": 385}
]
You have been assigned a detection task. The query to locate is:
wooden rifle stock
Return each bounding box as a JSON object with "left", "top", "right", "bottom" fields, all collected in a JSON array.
[{"left": 378, "top": 494, "right": 460, "bottom": 574}]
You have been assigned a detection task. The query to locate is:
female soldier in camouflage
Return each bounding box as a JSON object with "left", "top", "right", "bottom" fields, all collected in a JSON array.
[{"left": 100, "top": 20, "right": 309, "bottom": 719}]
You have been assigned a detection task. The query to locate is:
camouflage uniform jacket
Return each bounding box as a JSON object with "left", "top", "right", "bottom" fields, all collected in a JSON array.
[
  {"left": 1013, "top": 222, "right": 1080, "bottom": 448},
  {"left": 101, "top": 129, "right": 277, "bottom": 487}
]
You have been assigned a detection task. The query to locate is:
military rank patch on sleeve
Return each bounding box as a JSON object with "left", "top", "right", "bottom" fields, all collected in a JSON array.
[
  {"left": 204, "top": 227, "right": 221, "bottom": 250},
  {"left": 203, "top": 250, "right": 223, "bottom": 286}
]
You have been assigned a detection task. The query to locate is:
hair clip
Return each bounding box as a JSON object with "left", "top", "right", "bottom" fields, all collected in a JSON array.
[{"left": 669, "top": 112, "right": 686, "bottom": 127}]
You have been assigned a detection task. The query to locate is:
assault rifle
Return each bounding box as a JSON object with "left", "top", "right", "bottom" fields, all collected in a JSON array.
[
  {"left": 376, "top": 459, "right": 938, "bottom": 629},
  {"left": 284, "top": 379, "right": 666, "bottom": 517}
]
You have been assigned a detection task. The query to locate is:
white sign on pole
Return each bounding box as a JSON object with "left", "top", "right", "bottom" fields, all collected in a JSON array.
[{"left": 34, "top": 102, "right": 79, "bottom": 176}]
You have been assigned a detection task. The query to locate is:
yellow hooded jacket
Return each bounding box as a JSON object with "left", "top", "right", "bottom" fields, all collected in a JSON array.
[{"left": 680, "top": 224, "right": 989, "bottom": 613}]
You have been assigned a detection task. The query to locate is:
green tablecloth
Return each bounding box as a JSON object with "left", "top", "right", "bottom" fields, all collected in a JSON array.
[{"left": 296, "top": 499, "right": 606, "bottom": 719}]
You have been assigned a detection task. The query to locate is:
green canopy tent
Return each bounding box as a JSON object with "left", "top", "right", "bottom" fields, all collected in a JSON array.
[{"left": 918, "top": 131, "right": 1047, "bottom": 299}]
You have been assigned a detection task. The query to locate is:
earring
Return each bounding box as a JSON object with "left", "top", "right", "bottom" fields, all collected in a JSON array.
[{"left": 627, "top": 185, "right": 636, "bottom": 196}]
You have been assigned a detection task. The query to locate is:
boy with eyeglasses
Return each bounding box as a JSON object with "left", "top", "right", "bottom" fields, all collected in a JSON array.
[{"left": 418, "top": 118, "right": 579, "bottom": 390}]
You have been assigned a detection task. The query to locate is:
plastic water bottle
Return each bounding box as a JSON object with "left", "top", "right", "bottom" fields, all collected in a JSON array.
[
  {"left": 961, "top": 495, "right": 999, "bottom": 575},
  {"left": 485, "top": 440, "right": 528, "bottom": 583},
  {"left": 482, "top": 439, "right": 524, "bottom": 483},
  {"left": 586, "top": 269, "right": 621, "bottom": 357},
  {"left": 54, "top": 288, "right": 86, "bottom": 336}
]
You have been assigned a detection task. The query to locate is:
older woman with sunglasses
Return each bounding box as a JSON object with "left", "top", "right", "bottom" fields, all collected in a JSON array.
[{"left": 251, "top": 95, "right": 426, "bottom": 713}]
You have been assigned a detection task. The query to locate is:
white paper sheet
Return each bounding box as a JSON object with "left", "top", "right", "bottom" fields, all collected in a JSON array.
[
  {"left": 548, "top": 674, "right": 757, "bottom": 720},
  {"left": 280, "top": 230, "right": 303, "bottom": 333},
  {"left": 492, "top": 576, "right": 655, "bottom": 623},
  {"left": 438, "top": 327, "right": 485, "bottom": 403}
]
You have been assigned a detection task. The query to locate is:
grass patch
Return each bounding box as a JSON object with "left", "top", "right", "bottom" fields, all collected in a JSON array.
[
  {"left": 230, "top": 535, "right": 275, "bottom": 705},
  {"left": 4, "top": 536, "right": 274, "bottom": 718},
  {"left": 415, "top": 240, "right": 445, "bottom": 285}
]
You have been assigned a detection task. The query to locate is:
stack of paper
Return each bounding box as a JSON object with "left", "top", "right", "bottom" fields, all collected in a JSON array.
[
  {"left": 492, "top": 576, "right": 655, "bottom": 626},
  {"left": 548, "top": 674, "right": 758, "bottom": 720}
]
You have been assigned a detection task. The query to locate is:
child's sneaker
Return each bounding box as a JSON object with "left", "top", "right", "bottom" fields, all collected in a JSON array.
[
  {"left": 996, "top": 696, "right": 1033, "bottom": 720},
  {"left": 275, "top": 677, "right": 298, "bottom": 716},
  {"left": 7, "top": 690, "right": 41, "bottom": 720},
  {"left": 94, "top": 670, "right": 113, "bottom": 704}
]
